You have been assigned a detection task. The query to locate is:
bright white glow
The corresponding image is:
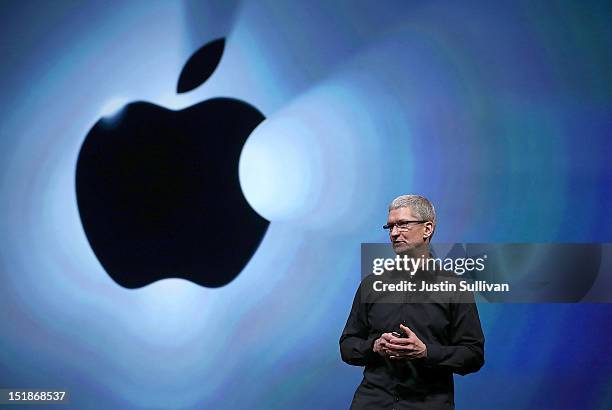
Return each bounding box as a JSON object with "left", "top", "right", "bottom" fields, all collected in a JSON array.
[
  {"left": 239, "top": 81, "right": 394, "bottom": 229},
  {"left": 239, "top": 115, "right": 323, "bottom": 221}
]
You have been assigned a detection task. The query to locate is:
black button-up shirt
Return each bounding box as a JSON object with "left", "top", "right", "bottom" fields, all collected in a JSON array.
[{"left": 340, "top": 269, "right": 485, "bottom": 409}]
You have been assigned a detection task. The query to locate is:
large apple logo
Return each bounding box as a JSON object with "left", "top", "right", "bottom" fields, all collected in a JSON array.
[{"left": 76, "top": 38, "right": 268, "bottom": 288}]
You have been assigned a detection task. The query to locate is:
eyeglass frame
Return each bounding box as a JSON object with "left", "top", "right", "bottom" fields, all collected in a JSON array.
[{"left": 382, "top": 220, "right": 429, "bottom": 232}]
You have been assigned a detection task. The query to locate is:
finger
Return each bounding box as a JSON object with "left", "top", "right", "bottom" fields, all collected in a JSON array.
[
  {"left": 381, "top": 333, "right": 394, "bottom": 342},
  {"left": 385, "top": 343, "right": 413, "bottom": 351},
  {"left": 400, "top": 324, "right": 413, "bottom": 337},
  {"left": 387, "top": 341, "right": 413, "bottom": 348},
  {"left": 384, "top": 344, "right": 401, "bottom": 352},
  {"left": 389, "top": 336, "right": 410, "bottom": 345}
]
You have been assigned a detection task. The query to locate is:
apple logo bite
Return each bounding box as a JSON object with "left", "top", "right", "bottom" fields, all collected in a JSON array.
[{"left": 76, "top": 38, "right": 268, "bottom": 288}]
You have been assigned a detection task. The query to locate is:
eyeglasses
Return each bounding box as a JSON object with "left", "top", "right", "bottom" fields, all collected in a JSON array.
[{"left": 383, "top": 220, "right": 428, "bottom": 232}]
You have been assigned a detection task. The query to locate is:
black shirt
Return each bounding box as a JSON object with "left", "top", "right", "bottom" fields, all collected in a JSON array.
[{"left": 339, "top": 269, "right": 485, "bottom": 410}]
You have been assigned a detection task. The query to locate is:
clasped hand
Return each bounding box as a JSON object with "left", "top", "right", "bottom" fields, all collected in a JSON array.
[{"left": 373, "top": 324, "right": 427, "bottom": 360}]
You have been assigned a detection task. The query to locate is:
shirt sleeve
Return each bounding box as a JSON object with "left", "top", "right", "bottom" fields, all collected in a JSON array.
[
  {"left": 423, "top": 290, "right": 485, "bottom": 376},
  {"left": 339, "top": 283, "right": 380, "bottom": 366}
]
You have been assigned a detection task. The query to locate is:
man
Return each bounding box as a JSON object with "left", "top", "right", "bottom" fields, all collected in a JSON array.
[{"left": 340, "top": 195, "right": 484, "bottom": 409}]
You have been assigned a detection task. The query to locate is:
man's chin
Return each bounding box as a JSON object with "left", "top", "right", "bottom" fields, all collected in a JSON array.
[{"left": 392, "top": 244, "right": 411, "bottom": 254}]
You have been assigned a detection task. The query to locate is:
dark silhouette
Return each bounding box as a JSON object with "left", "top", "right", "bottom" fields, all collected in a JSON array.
[{"left": 76, "top": 38, "right": 268, "bottom": 288}]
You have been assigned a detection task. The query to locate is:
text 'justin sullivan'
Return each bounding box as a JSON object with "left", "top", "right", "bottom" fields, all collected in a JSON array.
[{"left": 372, "top": 280, "right": 510, "bottom": 292}]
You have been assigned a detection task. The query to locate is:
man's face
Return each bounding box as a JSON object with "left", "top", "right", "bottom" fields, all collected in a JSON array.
[{"left": 387, "top": 207, "right": 431, "bottom": 255}]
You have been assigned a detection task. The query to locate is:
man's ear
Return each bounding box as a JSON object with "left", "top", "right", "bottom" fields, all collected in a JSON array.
[{"left": 423, "top": 221, "right": 435, "bottom": 240}]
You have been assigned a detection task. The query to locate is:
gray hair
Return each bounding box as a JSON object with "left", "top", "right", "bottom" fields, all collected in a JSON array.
[{"left": 388, "top": 194, "right": 436, "bottom": 224}]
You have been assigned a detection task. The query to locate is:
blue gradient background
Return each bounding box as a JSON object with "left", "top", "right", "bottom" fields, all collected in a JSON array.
[{"left": 1, "top": 1, "right": 611, "bottom": 409}]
